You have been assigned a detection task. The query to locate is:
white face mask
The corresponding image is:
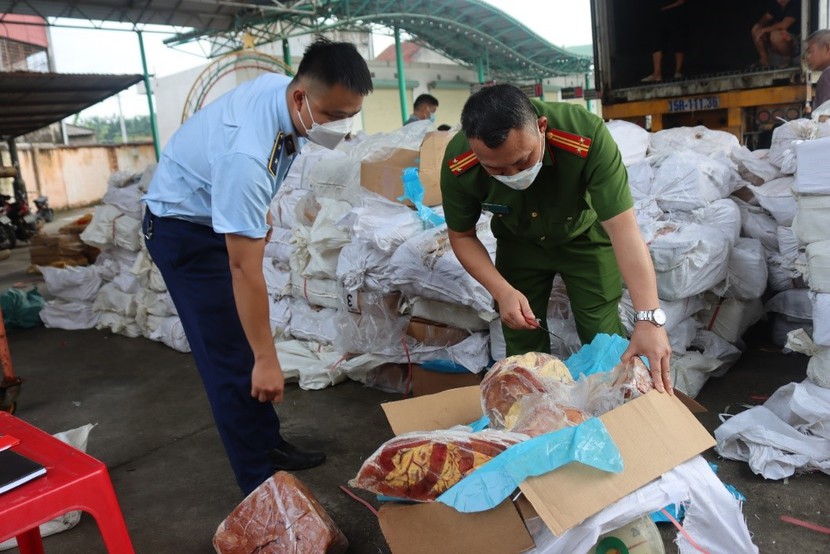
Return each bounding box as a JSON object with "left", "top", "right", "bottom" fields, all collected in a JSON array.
[
  {"left": 493, "top": 132, "right": 544, "bottom": 191},
  {"left": 428, "top": 112, "right": 437, "bottom": 123},
  {"left": 298, "top": 95, "right": 352, "bottom": 150}
]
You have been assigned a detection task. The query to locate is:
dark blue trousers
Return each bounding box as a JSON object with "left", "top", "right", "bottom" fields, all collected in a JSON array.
[{"left": 142, "top": 210, "right": 282, "bottom": 495}]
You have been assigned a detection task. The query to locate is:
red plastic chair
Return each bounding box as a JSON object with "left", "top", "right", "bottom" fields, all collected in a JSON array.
[{"left": 0, "top": 412, "right": 134, "bottom": 553}]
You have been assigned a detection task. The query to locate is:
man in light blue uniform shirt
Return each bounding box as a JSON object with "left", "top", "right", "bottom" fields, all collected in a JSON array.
[{"left": 142, "top": 38, "right": 372, "bottom": 495}]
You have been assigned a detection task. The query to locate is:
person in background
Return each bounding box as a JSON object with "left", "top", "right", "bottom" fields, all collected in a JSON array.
[
  {"left": 141, "top": 38, "right": 373, "bottom": 496},
  {"left": 440, "top": 84, "right": 673, "bottom": 393},
  {"left": 805, "top": 29, "right": 830, "bottom": 112},
  {"left": 437, "top": 124, "right": 452, "bottom": 131},
  {"left": 641, "top": 0, "right": 689, "bottom": 82},
  {"left": 751, "top": 0, "right": 801, "bottom": 69},
  {"left": 405, "top": 94, "right": 439, "bottom": 124}
]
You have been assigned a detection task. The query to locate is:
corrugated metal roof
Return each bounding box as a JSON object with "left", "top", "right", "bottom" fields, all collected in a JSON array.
[{"left": 0, "top": 71, "right": 143, "bottom": 140}]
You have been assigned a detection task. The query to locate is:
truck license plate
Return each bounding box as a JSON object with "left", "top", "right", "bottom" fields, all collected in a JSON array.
[{"left": 667, "top": 96, "right": 720, "bottom": 113}]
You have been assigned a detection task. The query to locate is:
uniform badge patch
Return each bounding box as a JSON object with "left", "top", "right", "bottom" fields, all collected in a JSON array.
[
  {"left": 268, "top": 131, "right": 284, "bottom": 176},
  {"left": 448, "top": 149, "right": 479, "bottom": 176},
  {"left": 546, "top": 129, "right": 592, "bottom": 158}
]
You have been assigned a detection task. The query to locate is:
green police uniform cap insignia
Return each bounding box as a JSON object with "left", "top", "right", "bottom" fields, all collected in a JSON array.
[
  {"left": 546, "top": 128, "right": 592, "bottom": 158},
  {"left": 448, "top": 149, "right": 479, "bottom": 176}
]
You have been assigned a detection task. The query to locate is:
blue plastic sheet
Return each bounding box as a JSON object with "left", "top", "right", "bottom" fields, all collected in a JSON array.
[
  {"left": 564, "top": 333, "right": 648, "bottom": 379},
  {"left": 437, "top": 418, "right": 623, "bottom": 513},
  {"left": 400, "top": 167, "right": 445, "bottom": 228},
  {"left": 467, "top": 414, "right": 490, "bottom": 432}
]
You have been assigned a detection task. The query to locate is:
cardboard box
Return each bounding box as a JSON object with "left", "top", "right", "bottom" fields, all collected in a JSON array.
[
  {"left": 359, "top": 131, "right": 454, "bottom": 207},
  {"left": 405, "top": 317, "right": 470, "bottom": 347},
  {"left": 417, "top": 131, "right": 455, "bottom": 203},
  {"left": 379, "top": 386, "right": 715, "bottom": 551},
  {"left": 410, "top": 364, "right": 483, "bottom": 397},
  {"left": 360, "top": 148, "right": 421, "bottom": 205}
]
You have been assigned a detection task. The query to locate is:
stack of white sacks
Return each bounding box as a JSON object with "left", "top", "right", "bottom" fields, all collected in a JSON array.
[
  {"left": 38, "top": 119, "right": 827, "bottom": 397},
  {"left": 264, "top": 121, "right": 494, "bottom": 390},
  {"left": 39, "top": 168, "right": 190, "bottom": 353},
  {"left": 785, "top": 130, "right": 830, "bottom": 387}
]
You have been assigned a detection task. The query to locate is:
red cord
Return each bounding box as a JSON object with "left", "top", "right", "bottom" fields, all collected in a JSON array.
[
  {"left": 660, "top": 508, "right": 710, "bottom": 554},
  {"left": 339, "top": 485, "right": 379, "bottom": 517},
  {"left": 780, "top": 515, "right": 830, "bottom": 535},
  {"left": 706, "top": 297, "right": 725, "bottom": 331}
]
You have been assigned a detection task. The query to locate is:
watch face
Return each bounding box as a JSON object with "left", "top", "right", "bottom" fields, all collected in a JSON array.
[{"left": 653, "top": 308, "right": 667, "bottom": 326}]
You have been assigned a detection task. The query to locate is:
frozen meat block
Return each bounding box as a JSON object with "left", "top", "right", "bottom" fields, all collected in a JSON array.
[{"left": 213, "top": 471, "right": 348, "bottom": 554}]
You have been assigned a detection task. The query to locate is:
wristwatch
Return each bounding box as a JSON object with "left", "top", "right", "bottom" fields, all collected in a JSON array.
[{"left": 635, "top": 308, "right": 667, "bottom": 327}]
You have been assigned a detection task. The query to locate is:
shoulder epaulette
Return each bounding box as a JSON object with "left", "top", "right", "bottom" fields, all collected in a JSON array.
[
  {"left": 448, "top": 149, "right": 479, "bottom": 176},
  {"left": 546, "top": 128, "right": 592, "bottom": 158}
]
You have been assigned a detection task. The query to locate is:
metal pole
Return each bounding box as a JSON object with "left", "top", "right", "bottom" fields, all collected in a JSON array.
[
  {"left": 282, "top": 39, "right": 294, "bottom": 76},
  {"left": 6, "top": 139, "right": 27, "bottom": 203},
  {"left": 477, "top": 58, "right": 485, "bottom": 84},
  {"left": 394, "top": 27, "right": 408, "bottom": 125},
  {"left": 585, "top": 73, "right": 592, "bottom": 113},
  {"left": 116, "top": 93, "right": 129, "bottom": 143},
  {"left": 137, "top": 30, "right": 161, "bottom": 160}
]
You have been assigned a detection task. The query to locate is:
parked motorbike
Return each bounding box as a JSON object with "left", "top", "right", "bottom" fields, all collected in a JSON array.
[
  {"left": 0, "top": 213, "right": 15, "bottom": 250},
  {"left": 0, "top": 194, "right": 38, "bottom": 242},
  {"left": 34, "top": 196, "right": 54, "bottom": 223}
]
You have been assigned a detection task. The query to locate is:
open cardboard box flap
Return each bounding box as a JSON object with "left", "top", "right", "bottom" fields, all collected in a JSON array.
[{"left": 381, "top": 386, "right": 714, "bottom": 537}]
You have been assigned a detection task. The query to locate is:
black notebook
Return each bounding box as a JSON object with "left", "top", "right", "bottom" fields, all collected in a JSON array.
[{"left": 0, "top": 450, "right": 46, "bottom": 494}]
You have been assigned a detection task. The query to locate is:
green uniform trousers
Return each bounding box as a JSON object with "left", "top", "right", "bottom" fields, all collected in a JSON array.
[{"left": 495, "top": 221, "right": 625, "bottom": 357}]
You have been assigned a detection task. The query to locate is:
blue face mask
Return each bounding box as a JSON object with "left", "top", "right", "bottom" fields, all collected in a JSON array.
[{"left": 428, "top": 112, "right": 437, "bottom": 123}]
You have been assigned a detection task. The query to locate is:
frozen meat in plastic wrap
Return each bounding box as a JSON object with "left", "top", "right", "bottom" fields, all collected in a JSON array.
[
  {"left": 350, "top": 429, "right": 525, "bottom": 501},
  {"left": 213, "top": 471, "right": 348, "bottom": 554},
  {"left": 508, "top": 392, "right": 588, "bottom": 437},
  {"left": 480, "top": 352, "right": 574, "bottom": 429}
]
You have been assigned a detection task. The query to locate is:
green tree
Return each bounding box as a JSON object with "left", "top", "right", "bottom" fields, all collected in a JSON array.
[{"left": 77, "top": 115, "right": 153, "bottom": 143}]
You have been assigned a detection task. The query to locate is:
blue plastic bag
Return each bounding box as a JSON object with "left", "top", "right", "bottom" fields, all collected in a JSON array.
[
  {"left": 400, "top": 167, "right": 445, "bottom": 228},
  {"left": 564, "top": 333, "right": 648, "bottom": 379},
  {"left": 437, "top": 418, "right": 623, "bottom": 513}
]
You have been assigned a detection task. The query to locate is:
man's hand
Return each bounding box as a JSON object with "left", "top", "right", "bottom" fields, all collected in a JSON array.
[
  {"left": 622, "top": 323, "right": 673, "bottom": 394},
  {"left": 494, "top": 287, "right": 538, "bottom": 330},
  {"left": 251, "top": 358, "right": 285, "bottom": 403}
]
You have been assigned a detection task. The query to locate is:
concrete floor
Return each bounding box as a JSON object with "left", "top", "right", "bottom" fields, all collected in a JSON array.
[{"left": 1, "top": 210, "right": 828, "bottom": 553}]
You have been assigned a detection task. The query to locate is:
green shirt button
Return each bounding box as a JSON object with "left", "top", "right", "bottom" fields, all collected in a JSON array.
[
  {"left": 540, "top": 236, "right": 546, "bottom": 241},
  {"left": 531, "top": 211, "right": 539, "bottom": 218},
  {"left": 566, "top": 216, "right": 573, "bottom": 221}
]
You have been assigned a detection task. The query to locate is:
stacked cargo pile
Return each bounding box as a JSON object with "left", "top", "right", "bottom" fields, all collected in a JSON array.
[
  {"left": 785, "top": 132, "right": 830, "bottom": 387},
  {"left": 29, "top": 213, "right": 97, "bottom": 269},
  {"left": 263, "top": 122, "right": 493, "bottom": 391},
  {"left": 38, "top": 167, "right": 189, "bottom": 353}
]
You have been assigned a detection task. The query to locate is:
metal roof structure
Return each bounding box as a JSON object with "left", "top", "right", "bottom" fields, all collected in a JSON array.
[
  {"left": 0, "top": 1, "right": 592, "bottom": 80},
  {"left": 0, "top": 71, "right": 143, "bottom": 140}
]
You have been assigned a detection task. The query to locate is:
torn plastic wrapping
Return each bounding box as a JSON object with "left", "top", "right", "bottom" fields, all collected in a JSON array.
[
  {"left": 102, "top": 166, "right": 152, "bottom": 220},
  {"left": 768, "top": 119, "right": 830, "bottom": 172},
  {"left": 350, "top": 429, "right": 525, "bottom": 502},
  {"left": 213, "top": 471, "right": 348, "bottom": 554}
]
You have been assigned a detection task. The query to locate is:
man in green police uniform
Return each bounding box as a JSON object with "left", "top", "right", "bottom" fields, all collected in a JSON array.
[{"left": 441, "top": 84, "right": 673, "bottom": 393}]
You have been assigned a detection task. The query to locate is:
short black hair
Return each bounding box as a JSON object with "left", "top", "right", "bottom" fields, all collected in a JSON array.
[
  {"left": 437, "top": 124, "right": 452, "bottom": 131},
  {"left": 461, "top": 84, "right": 537, "bottom": 148},
  {"left": 414, "top": 93, "right": 439, "bottom": 109},
  {"left": 294, "top": 36, "right": 373, "bottom": 95}
]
